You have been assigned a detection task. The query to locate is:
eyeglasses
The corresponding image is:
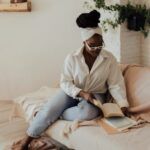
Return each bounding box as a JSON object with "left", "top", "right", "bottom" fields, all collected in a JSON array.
[{"left": 85, "top": 42, "right": 103, "bottom": 51}]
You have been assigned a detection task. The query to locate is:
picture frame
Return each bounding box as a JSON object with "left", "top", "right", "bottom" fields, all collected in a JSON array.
[{"left": 0, "top": 0, "right": 31, "bottom": 12}]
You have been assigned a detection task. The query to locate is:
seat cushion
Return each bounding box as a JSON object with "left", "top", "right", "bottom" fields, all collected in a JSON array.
[{"left": 46, "top": 120, "right": 150, "bottom": 150}]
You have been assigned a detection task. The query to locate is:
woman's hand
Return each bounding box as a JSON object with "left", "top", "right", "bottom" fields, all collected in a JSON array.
[
  {"left": 121, "top": 107, "right": 131, "bottom": 117},
  {"left": 78, "top": 90, "right": 95, "bottom": 102}
]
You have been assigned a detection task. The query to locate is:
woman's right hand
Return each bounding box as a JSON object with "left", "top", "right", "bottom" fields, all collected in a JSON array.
[{"left": 78, "top": 90, "right": 94, "bottom": 102}]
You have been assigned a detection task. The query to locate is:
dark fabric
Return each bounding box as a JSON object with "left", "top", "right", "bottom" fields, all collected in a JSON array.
[{"left": 28, "top": 135, "right": 73, "bottom": 150}]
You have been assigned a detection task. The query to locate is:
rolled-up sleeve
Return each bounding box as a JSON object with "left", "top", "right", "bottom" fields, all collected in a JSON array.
[
  {"left": 60, "top": 55, "right": 82, "bottom": 98},
  {"left": 107, "top": 55, "right": 129, "bottom": 108}
]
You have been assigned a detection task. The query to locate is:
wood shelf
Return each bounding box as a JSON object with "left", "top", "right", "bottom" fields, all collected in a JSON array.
[{"left": 0, "top": 2, "right": 31, "bottom": 12}]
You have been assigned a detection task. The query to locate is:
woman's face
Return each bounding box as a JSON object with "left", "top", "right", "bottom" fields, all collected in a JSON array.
[{"left": 84, "top": 34, "right": 103, "bottom": 56}]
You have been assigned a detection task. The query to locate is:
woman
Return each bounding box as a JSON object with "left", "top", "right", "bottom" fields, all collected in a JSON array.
[{"left": 12, "top": 10, "right": 129, "bottom": 150}]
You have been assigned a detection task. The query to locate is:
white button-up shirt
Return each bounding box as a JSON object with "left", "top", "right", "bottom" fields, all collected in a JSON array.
[{"left": 60, "top": 47, "right": 129, "bottom": 108}]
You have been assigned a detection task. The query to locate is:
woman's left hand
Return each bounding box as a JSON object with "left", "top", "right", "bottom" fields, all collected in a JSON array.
[{"left": 121, "top": 107, "right": 131, "bottom": 117}]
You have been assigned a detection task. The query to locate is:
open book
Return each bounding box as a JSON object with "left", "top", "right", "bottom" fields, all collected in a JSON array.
[
  {"left": 103, "top": 117, "right": 137, "bottom": 131},
  {"left": 92, "top": 99, "right": 137, "bottom": 133},
  {"left": 92, "top": 99, "right": 124, "bottom": 118}
]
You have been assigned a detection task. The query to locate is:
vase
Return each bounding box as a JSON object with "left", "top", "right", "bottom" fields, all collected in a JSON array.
[{"left": 127, "top": 13, "right": 146, "bottom": 31}]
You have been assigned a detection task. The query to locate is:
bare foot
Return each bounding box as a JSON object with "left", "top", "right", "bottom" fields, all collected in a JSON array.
[
  {"left": 11, "top": 139, "right": 28, "bottom": 150},
  {"left": 29, "top": 137, "right": 56, "bottom": 150},
  {"left": 11, "top": 136, "right": 33, "bottom": 150}
]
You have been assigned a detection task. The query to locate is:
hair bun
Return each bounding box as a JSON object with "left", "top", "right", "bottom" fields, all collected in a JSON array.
[
  {"left": 89, "top": 10, "right": 100, "bottom": 21},
  {"left": 76, "top": 10, "right": 100, "bottom": 28}
]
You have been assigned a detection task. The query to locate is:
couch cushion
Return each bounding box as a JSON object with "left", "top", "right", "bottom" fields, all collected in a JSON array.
[{"left": 123, "top": 65, "right": 150, "bottom": 113}]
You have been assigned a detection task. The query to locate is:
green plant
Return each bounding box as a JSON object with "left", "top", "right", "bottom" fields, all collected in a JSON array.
[
  {"left": 86, "top": 0, "right": 150, "bottom": 37},
  {"left": 93, "top": 0, "right": 105, "bottom": 8}
]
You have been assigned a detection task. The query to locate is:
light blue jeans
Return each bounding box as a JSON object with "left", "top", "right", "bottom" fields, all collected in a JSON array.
[{"left": 27, "top": 90, "right": 106, "bottom": 137}]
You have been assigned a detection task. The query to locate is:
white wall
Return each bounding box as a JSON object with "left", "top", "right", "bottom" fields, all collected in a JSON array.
[
  {"left": 101, "top": 0, "right": 121, "bottom": 61},
  {"left": 100, "top": 9, "right": 121, "bottom": 61},
  {"left": 141, "top": 1, "right": 150, "bottom": 67},
  {"left": 0, "top": 0, "right": 149, "bottom": 100},
  {"left": 120, "top": 23, "right": 142, "bottom": 64},
  {"left": 141, "top": 36, "right": 150, "bottom": 66},
  {"left": 0, "top": 0, "right": 85, "bottom": 100}
]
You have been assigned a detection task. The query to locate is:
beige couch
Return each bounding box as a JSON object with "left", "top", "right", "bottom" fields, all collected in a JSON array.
[{"left": 11, "top": 64, "right": 150, "bottom": 150}]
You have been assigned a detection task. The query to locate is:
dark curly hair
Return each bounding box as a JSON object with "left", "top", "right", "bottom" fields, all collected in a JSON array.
[{"left": 76, "top": 10, "right": 100, "bottom": 28}]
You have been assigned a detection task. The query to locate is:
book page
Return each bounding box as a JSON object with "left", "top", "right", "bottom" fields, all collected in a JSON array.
[
  {"left": 102, "top": 103, "right": 124, "bottom": 117},
  {"left": 103, "top": 117, "right": 137, "bottom": 131}
]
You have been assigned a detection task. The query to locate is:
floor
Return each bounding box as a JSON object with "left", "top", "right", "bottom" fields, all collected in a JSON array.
[{"left": 0, "top": 101, "right": 28, "bottom": 150}]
